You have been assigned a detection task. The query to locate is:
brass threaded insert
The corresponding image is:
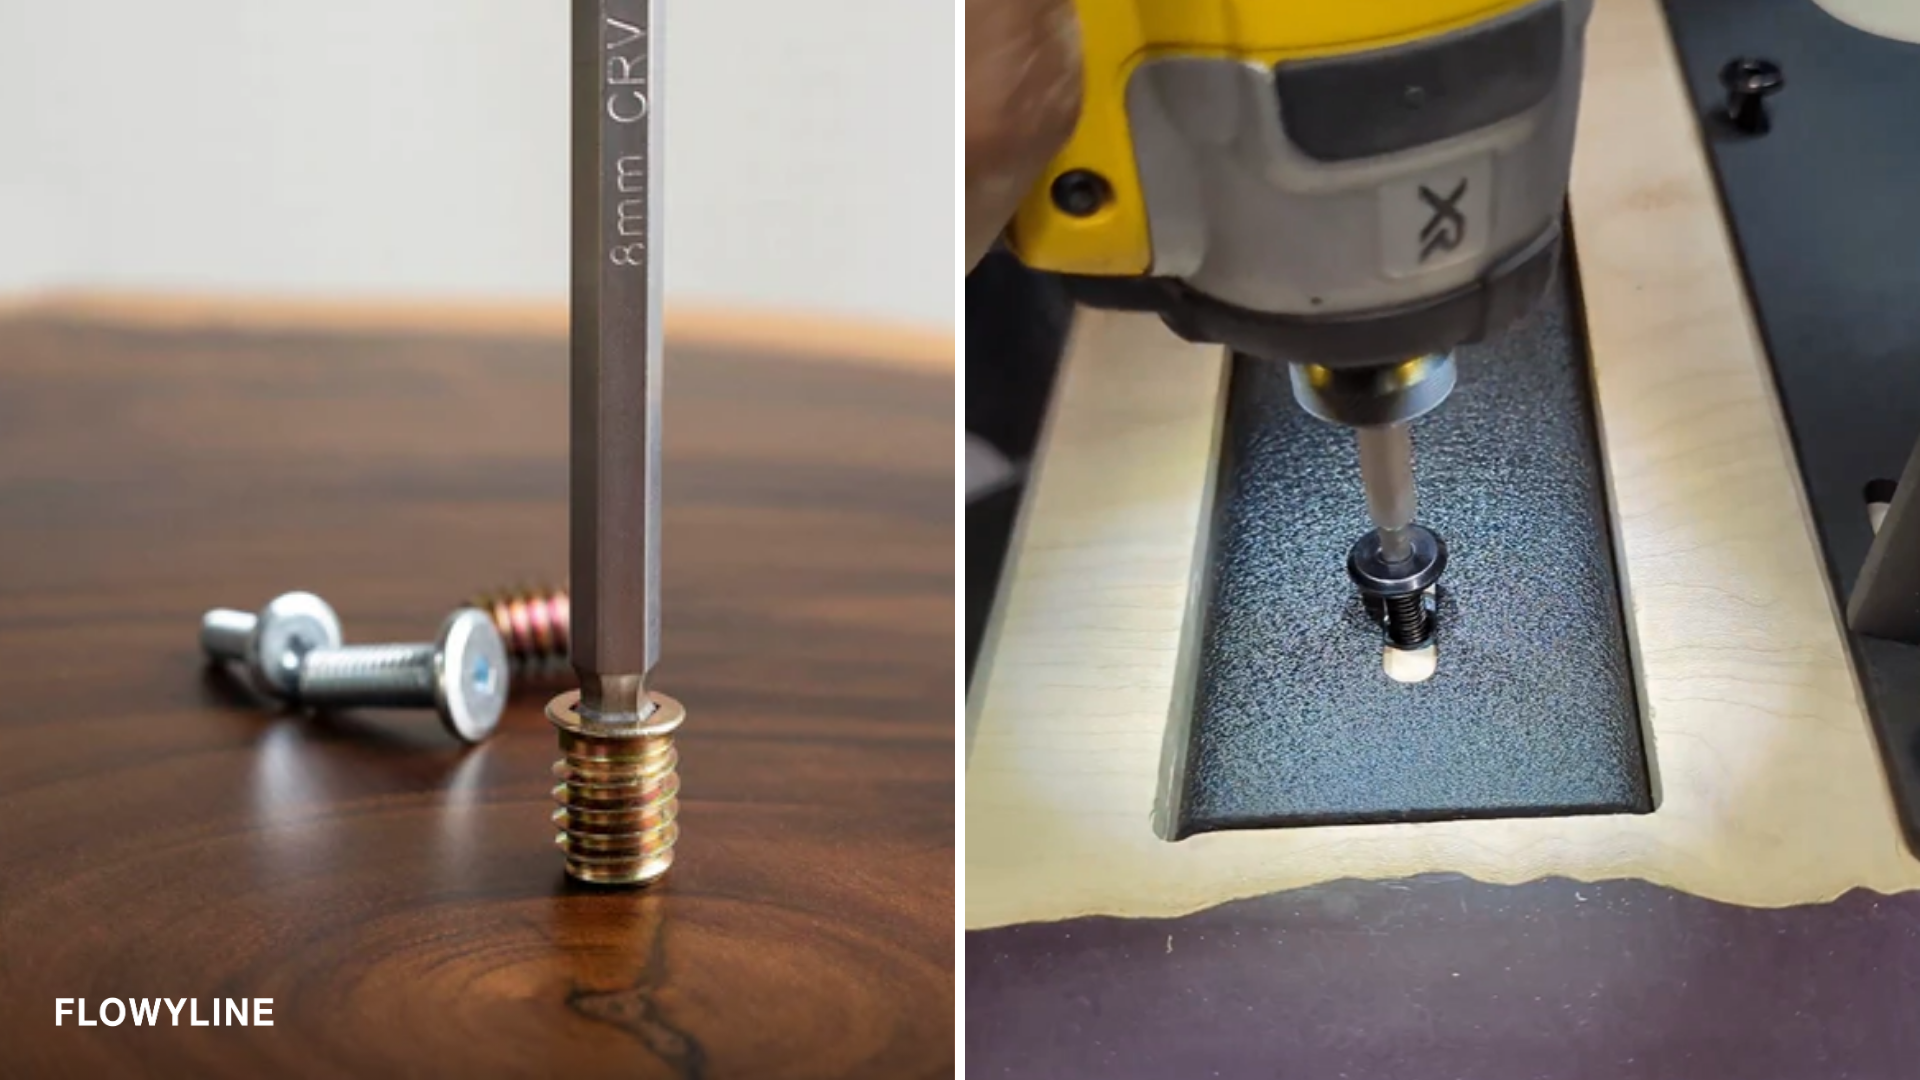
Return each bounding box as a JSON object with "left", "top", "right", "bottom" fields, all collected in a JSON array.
[
  {"left": 548, "top": 689, "right": 683, "bottom": 886},
  {"left": 472, "top": 586, "right": 571, "bottom": 682}
]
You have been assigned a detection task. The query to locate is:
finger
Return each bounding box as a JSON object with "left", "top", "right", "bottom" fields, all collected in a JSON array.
[{"left": 965, "top": 0, "right": 1082, "bottom": 270}]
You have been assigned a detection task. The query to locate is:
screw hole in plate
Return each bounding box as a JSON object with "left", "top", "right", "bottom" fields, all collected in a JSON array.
[
  {"left": 1866, "top": 477, "right": 1898, "bottom": 534},
  {"left": 1383, "top": 642, "right": 1438, "bottom": 683}
]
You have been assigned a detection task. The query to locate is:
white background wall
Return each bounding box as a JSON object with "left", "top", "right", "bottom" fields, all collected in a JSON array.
[{"left": 0, "top": 2, "right": 955, "bottom": 328}]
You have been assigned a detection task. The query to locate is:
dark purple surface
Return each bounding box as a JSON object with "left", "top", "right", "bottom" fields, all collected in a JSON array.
[{"left": 967, "top": 875, "right": 1920, "bottom": 1079}]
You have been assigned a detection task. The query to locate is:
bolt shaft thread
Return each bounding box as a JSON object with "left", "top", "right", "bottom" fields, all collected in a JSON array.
[
  {"left": 297, "top": 644, "right": 438, "bottom": 707},
  {"left": 201, "top": 609, "right": 256, "bottom": 661},
  {"left": 471, "top": 586, "right": 570, "bottom": 680},
  {"left": 1384, "top": 593, "right": 1432, "bottom": 649},
  {"left": 549, "top": 690, "right": 684, "bottom": 886}
]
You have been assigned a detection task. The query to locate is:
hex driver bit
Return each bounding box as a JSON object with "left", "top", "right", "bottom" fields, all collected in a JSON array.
[
  {"left": 570, "top": 0, "right": 661, "bottom": 719},
  {"left": 550, "top": 0, "right": 686, "bottom": 887}
]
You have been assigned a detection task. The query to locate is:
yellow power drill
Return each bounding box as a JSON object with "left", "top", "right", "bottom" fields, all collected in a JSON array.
[{"left": 1008, "top": 0, "right": 1590, "bottom": 647}]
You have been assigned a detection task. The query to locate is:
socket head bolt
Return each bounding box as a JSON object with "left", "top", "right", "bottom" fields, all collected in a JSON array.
[
  {"left": 199, "top": 592, "right": 344, "bottom": 698},
  {"left": 432, "top": 608, "right": 511, "bottom": 744},
  {"left": 204, "top": 596, "right": 509, "bottom": 745},
  {"left": 292, "top": 608, "right": 510, "bottom": 746},
  {"left": 1348, "top": 525, "right": 1448, "bottom": 650},
  {"left": 1721, "top": 57, "right": 1783, "bottom": 135}
]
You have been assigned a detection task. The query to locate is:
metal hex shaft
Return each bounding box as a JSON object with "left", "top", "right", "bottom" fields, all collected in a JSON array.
[
  {"left": 571, "top": 0, "right": 663, "bottom": 721},
  {"left": 1356, "top": 423, "right": 1417, "bottom": 565}
]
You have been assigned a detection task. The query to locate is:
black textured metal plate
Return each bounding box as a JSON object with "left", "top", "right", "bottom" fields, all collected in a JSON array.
[
  {"left": 1176, "top": 262, "right": 1650, "bottom": 836},
  {"left": 1659, "top": 0, "right": 1920, "bottom": 850}
]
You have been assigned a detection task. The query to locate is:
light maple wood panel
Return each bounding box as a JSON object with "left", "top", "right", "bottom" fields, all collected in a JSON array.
[{"left": 965, "top": 0, "right": 1920, "bottom": 931}]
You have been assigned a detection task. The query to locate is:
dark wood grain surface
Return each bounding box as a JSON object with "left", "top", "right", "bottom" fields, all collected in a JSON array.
[{"left": 0, "top": 310, "right": 954, "bottom": 1078}]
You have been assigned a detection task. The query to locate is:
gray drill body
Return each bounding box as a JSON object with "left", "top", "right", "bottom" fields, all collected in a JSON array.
[
  {"left": 1091, "top": 0, "right": 1588, "bottom": 645},
  {"left": 1121, "top": 1, "right": 1595, "bottom": 595},
  {"left": 1124, "top": 0, "right": 1589, "bottom": 325}
]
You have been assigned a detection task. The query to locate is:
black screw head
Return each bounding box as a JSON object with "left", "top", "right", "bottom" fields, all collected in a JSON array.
[
  {"left": 1050, "top": 170, "right": 1112, "bottom": 218},
  {"left": 1347, "top": 525, "right": 1447, "bottom": 599},
  {"left": 1720, "top": 57, "right": 1784, "bottom": 135},
  {"left": 1349, "top": 526, "right": 1447, "bottom": 650}
]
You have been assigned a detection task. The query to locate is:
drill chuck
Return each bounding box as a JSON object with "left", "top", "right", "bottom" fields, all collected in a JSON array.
[{"left": 1289, "top": 353, "right": 1457, "bottom": 430}]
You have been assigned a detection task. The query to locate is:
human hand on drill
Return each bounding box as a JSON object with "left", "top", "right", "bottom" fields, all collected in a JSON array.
[{"left": 965, "top": 0, "right": 1082, "bottom": 269}]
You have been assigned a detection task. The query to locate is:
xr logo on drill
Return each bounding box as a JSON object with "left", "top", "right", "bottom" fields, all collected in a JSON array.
[{"left": 1418, "top": 179, "right": 1469, "bottom": 263}]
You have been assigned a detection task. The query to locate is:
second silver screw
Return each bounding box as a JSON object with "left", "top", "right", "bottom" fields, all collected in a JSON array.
[
  {"left": 296, "top": 609, "right": 509, "bottom": 744},
  {"left": 201, "top": 597, "right": 508, "bottom": 744}
]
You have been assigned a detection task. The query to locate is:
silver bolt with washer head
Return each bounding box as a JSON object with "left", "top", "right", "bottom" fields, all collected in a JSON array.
[
  {"left": 293, "top": 608, "right": 509, "bottom": 744},
  {"left": 201, "top": 591, "right": 345, "bottom": 698}
]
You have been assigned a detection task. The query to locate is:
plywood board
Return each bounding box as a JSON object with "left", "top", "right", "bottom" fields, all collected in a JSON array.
[{"left": 965, "top": 0, "right": 1920, "bottom": 930}]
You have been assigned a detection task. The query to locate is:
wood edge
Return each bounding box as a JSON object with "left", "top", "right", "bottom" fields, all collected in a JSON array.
[
  {"left": 0, "top": 290, "right": 954, "bottom": 374},
  {"left": 1568, "top": 233, "right": 1669, "bottom": 812},
  {"left": 965, "top": 314, "right": 1087, "bottom": 760},
  {"left": 1150, "top": 356, "right": 1233, "bottom": 841},
  {"left": 964, "top": 310, "right": 1233, "bottom": 928}
]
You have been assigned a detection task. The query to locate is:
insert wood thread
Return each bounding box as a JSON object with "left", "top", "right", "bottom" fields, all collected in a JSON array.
[
  {"left": 470, "top": 586, "right": 570, "bottom": 681},
  {"left": 548, "top": 689, "right": 684, "bottom": 886}
]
